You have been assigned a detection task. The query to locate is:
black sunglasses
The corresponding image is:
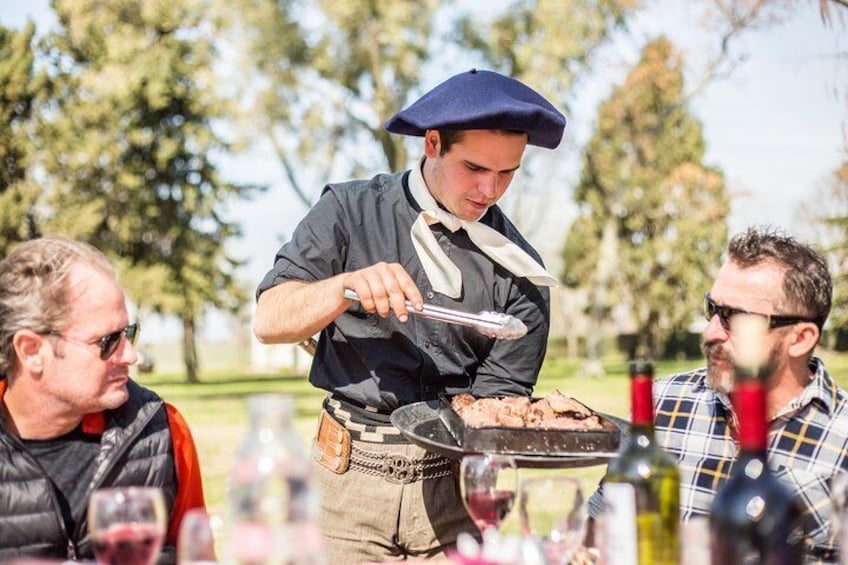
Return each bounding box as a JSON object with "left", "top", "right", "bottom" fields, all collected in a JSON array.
[
  {"left": 703, "top": 293, "right": 815, "bottom": 331},
  {"left": 50, "top": 323, "right": 140, "bottom": 360}
]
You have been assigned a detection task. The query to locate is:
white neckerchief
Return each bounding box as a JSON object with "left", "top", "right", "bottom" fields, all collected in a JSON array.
[{"left": 408, "top": 157, "right": 557, "bottom": 298}]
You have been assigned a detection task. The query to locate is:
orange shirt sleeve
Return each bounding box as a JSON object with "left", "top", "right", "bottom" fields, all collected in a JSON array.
[{"left": 164, "top": 402, "right": 207, "bottom": 545}]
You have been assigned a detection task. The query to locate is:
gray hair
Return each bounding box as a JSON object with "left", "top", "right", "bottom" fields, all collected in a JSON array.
[
  {"left": 728, "top": 226, "right": 832, "bottom": 330},
  {"left": 0, "top": 237, "right": 115, "bottom": 376}
]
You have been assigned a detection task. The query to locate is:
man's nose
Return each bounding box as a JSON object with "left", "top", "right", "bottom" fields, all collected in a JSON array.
[
  {"left": 477, "top": 173, "right": 500, "bottom": 198},
  {"left": 117, "top": 338, "right": 138, "bottom": 365},
  {"left": 703, "top": 314, "right": 729, "bottom": 343}
]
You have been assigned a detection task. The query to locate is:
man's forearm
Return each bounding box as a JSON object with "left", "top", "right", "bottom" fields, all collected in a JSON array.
[{"left": 252, "top": 277, "right": 351, "bottom": 344}]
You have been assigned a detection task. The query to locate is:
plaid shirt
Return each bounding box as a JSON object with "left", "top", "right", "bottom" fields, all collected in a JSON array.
[{"left": 654, "top": 357, "right": 848, "bottom": 562}]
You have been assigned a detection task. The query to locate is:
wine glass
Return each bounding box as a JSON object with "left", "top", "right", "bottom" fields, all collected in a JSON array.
[
  {"left": 177, "top": 508, "right": 220, "bottom": 564},
  {"left": 88, "top": 486, "right": 167, "bottom": 565},
  {"left": 459, "top": 453, "right": 518, "bottom": 533},
  {"left": 518, "top": 476, "right": 587, "bottom": 564}
]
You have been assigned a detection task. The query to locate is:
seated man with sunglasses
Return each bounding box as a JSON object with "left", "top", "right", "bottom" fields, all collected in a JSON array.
[
  {"left": 0, "top": 237, "right": 206, "bottom": 564},
  {"left": 591, "top": 226, "right": 847, "bottom": 561}
]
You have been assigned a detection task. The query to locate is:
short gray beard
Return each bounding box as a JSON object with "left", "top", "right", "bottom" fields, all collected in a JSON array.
[
  {"left": 704, "top": 342, "right": 734, "bottom": 395},
  {"left": 704, "top": 341, "right": 779, "bottom": 396},
  {"left": 706, "top": 363, "right": 735, "bottom": 396}
]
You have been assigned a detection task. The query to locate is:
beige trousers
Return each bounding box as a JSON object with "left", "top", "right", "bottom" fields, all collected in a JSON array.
[{"left": 312, "top": 440, "right": 478, "bottom": 564}]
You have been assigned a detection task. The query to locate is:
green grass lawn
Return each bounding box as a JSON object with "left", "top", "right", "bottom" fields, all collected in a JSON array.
[{"left": 135, "top": 347, "right": 848, "bottom": 532}]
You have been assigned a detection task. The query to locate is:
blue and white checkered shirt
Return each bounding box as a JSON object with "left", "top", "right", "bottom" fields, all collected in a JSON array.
[{"left": 654, "top": 357, "right": 848, "bottom": 562}]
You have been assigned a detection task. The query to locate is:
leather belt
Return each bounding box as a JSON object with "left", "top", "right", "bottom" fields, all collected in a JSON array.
[
  {"left": 313, "top": 408, "right": 454, "bottom": 483},
  {"left": 349, "top": 444, "right": 453, "bottom": 485},
  {"left": 313, "top": 397, "right": 455, "bottom": 483},
  {"left": 324, "top": 396, "right": 407, "bottom": 444}
]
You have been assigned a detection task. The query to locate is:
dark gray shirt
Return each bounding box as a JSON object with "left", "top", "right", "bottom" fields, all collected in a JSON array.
[
  {"left": 22, "top": 425, "right": 99, "bottom": 540},
  {"left": 257, "top": 168, "right": 550, "bottom": 412}
]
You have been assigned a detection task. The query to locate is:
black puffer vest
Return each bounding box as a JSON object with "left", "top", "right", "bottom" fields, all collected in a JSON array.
[{"left": 0, "top": 380, "right": 178, "bottom": 562}]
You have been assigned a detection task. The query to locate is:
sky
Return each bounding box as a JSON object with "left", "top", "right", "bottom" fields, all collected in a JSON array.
[{"left": 1, "top": 0, "right": 846, "bottom": 341}]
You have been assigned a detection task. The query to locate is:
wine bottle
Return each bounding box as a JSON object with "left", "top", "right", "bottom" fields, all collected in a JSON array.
[
  {"left": 225, "top": 394, "right": 325, "bottom": 564},
  {"left": 602, "top": 360, "right": 680, "bottom": 565},
  {"left": 708, "top": 362, "right": 804, "bottom": 564}
]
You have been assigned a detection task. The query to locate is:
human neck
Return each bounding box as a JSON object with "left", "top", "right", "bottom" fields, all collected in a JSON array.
[
  {"left": 418, "top": 157, "right": 441, "bottom": 207},
  {"left": 2, "top": 383, "right": 81, "bottom": 439},
  {"left": 763, "top": 361, "right": 811, "bottom": 421},
  {"left": 414, "top": 156, "right": 452, "bottom": 215}
]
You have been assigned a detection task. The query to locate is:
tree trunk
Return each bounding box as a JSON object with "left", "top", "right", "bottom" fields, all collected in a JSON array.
[
  {"left": 182, "top": 312, "right": 199, "bottom": 383},
  {"left": 639, "top": 310, "right": 662, "bottom": 360},
  {"left": 580, "top": 216, "right": 619, "bottom": 378}
]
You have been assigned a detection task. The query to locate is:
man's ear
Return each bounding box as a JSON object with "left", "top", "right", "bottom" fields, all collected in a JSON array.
[
  {"left": 423, "top": 130, "right": 441, "bottom": 158},
  {"left": 12, "top": 330, "right": 48, "bottom": 374},
  {"left": 786, "top": 322, "right": 820, "bottom": 360}
]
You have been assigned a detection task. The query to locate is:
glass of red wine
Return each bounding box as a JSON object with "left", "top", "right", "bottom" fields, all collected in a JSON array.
[
  {"left": 460, "top": 453, "right": 518, "bottom": 533},
  {"left": 88, "top": 486, "right": 167, "bottom": 565}
]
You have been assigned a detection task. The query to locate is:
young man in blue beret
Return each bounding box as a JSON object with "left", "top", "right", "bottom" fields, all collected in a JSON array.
[{"left": 253, "top": 69, "right": 566, "bottom": 563}]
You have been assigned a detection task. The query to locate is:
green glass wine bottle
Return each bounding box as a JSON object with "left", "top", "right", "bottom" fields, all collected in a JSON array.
[{"left": 602, "top": 359, "right": 680, "bottom": 565}]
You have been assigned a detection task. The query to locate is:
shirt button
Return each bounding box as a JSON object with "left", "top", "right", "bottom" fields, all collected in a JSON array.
[
  {"left": 424, "top": 340, "right": 432, "bottom": 348},
  {"left": 426, "top": 291, "right": 434, "bottom": 299}
]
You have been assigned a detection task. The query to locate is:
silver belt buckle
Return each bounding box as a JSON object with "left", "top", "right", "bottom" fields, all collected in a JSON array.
[{"left": 380, "top": 454, "right": 421, "bottom": 484}]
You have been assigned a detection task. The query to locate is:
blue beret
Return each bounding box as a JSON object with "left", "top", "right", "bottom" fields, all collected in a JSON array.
[{"left": 385, "top": 69, "right": 566, "bottom": 149}]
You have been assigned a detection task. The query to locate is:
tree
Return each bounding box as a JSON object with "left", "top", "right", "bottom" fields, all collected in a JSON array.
[
  {"left": 220, "top": 1, "right": 647, "bottom": 214},
  {"left": 453, "top": 0, "right": 643, "bottom": 236},
  {"left": 220, "top": 0, "right": 448, "bottom": 210},
  {"left": 813, "top": 153, "right": 848, "bottom": 334},
  {"left": 0, "top": 23, "right": 44, "bottom": 256},
  {"left": 456, "top": 0, "right": 640, "bottom": 115},
  {"left": 561, "top": 37, "right": 730, "bottom": 362},
  {"left": 37, "top": 0, "right": 260, "bottom": 382}
]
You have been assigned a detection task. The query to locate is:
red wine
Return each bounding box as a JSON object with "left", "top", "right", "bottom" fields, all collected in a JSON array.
[
  {"left": 464, "top": 489, "right": 515, "bottom": 530},
  {"left": 603, "top": 360, "right": 680, "bottom": 565},
  {"left": 91, "top": 523, "right": 163, "bottom": 565},
  {"left": 709, "top": 376, "right": 804, "bottom": 564}
]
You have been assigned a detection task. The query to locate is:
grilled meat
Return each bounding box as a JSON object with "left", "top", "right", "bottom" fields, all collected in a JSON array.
[{"left": 450, "top": 390, "right": 605, "bottom": 430}]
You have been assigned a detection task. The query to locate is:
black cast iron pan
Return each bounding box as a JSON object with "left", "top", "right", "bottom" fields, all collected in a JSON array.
[{"left": 390, "top": 399, "right": 626, "bottom": 469}]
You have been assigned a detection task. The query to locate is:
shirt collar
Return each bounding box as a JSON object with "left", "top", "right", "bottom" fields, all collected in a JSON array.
[
  {"left": 688, "top": 369, "right": 735, "bottom": 412},
  {"left": 793, "top": 356, "right": 836, "bottom": 415}
]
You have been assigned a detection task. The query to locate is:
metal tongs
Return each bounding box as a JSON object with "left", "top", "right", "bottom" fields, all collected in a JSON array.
[{"left": 344, "top": 288, "right": 527, "bottom": 340}]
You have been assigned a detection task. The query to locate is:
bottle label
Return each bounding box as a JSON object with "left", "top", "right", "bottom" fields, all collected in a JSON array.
[{"left": 602, "top": 482, "right": 639, "bottom": 565}]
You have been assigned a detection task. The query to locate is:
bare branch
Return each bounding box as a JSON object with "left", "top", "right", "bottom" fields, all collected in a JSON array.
[
  {"left": 685, "top": 0, "right": 775, "bottom": 99},
  {"left": 266, "top": 127, "right": 313, "bottom": 209},
  {"left": 819, "top": 0, "right": 848, "bottom": 27}
]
